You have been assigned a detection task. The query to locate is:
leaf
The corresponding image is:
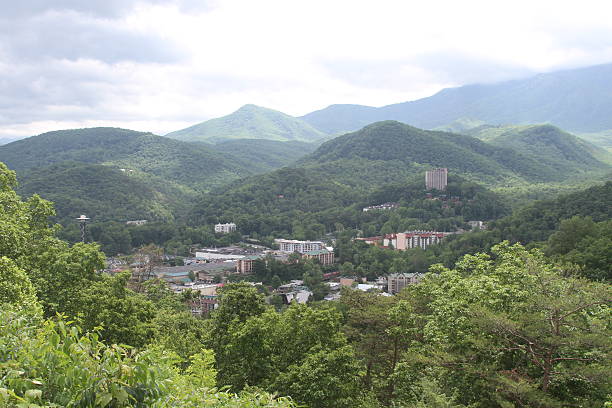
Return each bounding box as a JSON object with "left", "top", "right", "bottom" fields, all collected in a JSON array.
[
  {"left": 24, "top": 389, "right": 42, "bottom": 401},
  {"left": 96, "top": 392, "right": 113, "bottom": 407}
]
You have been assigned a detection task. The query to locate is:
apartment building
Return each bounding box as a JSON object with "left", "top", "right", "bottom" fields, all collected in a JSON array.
[
  {"left": 425, "top": 168, "right": 448, "bottom": 190},
  {"left": 275, "top": 239, "right": 324, "bottom": 254}
]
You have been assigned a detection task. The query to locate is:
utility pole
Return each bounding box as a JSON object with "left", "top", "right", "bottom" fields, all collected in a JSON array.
[{"left": 76, "top": 215, "right": 90, "bottom": 243}]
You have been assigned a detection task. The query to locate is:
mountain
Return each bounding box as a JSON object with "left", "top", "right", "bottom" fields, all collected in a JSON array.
[
  {"left": 462, "top": 124, "right": 612, "bottom": 169},
  {"left": 189, "top": 121, "right": 609, "bottom": 238},
  {"left": 300, "top": 121, "right": 610, "bottom": 185},
  {"left": 213, "top": 139, "right": 318, "bottom": 174},
  {"left": 0, "top": 127, "right": 250, "bottom": 191},
  {"left": 301, "top": 63, "right": 612, "bottom": 136},
  {"left": 16, "top": 162, "right": 186, "bottom": 224},
  {"left": 166, "top": 104, "right": 327, "bottom": 143}
]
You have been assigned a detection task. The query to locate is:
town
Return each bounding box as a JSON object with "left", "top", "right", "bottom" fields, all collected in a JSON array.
[{"left": 106, "top": 168, "right": 485, "bottom": 315}]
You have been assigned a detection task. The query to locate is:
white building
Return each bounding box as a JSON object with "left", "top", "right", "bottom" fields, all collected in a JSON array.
[
  {"left": 275, "top": 239, "right": 324, "bottom": 254},
  {"left": 214, "top": 223, "right": 236, "bottom": 234},
  {"left": 126, "top": 220, "right": 147, "bottom": 225}
]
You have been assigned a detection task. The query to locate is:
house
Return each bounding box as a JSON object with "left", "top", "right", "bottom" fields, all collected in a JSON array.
[{"left": 281, "top": 290, "right": 312, "bottom": 304}]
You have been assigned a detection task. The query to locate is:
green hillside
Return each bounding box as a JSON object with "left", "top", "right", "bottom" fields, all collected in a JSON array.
[
  {"left": 186, "top": 121, "right": 610, "bottom": 239},
  {"left": 302, "top": 121, "right": 609, "bottom": 185},
  {"left": 166, "top": 104, "right": 327, "bottom": 143},
  {"left": 16, "top": 162, "right": 189, "bottom": 224},
  {"left": 301, "top": 63, "right": 612, "bottom": 136},
  {"left": 0, "top": 127, "right": 250, "bottom": 191},
  {"left": 213, "top": 139, "right": 318, "bottom": 173},
  {"left": 463, "top": 124, "right": 612, "bottom": 171}
]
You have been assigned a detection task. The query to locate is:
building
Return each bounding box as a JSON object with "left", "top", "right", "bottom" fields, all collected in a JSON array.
[
  {"left": 189, "top": 295, "right": 218, "bottom": 316},
  {"left": 126, "top": 220, "right": 147, "bottom": 225},
  {"left": 214, "top": 223, "right": 236, "bottom": 234},
  {"left": 387, "top": 273, "right": 423, "bottom": 294},
  {"left": 363, "top": 202, "right": 399, "bottom": 212},
  {"left": 468, "top": 220, "right": 487, "bottom": 230},
  {"left": 383, "top": 231, "right": 446, "bottom": 250},
  {"left": 425, "top": 168, "right": 448, "bottom": 190},
  {"left": 275, "top": 239, "right": 324, "bottom": 254},
  {"left": 236, "top": 255, "right": 262, "bottom": 274},
  {"left": 302, "top": 249, "right": 335, "bottom": 265},
  {"left": 354, "top": 236, "right": 382, "bottom": 246}
]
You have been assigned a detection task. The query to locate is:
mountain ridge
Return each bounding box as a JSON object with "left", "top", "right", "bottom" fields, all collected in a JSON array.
[
  {"left": 166, "top": 104, "right": 327, "bottom": 143},
  {"left": 300, "top": 63, "right": 612, "bottom": 136}
]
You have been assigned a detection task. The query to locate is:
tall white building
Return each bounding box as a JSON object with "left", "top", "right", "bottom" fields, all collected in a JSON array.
[
  {"left": 425, "top": 168, "right": 448, "bottom": 190},
  {"left": 275, "top": 239, "right": 324, "bottom": 254},
  {"left": 214, "top": 223, "right": 236, "bottom": 234}
]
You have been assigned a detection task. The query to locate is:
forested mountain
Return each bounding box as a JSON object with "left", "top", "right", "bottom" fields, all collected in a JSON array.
[
  {"left": 166, "top": 104, "right": 327, "bottom": 143},
  {"left": 301, "top": 121, "right": 609, "bottom": 184},
  {"left": 17, "top": 162, "right": 189, "bottom": 224},
  {"left": 301, "top": 63, "right": 612, "bottom": 135},
  {"left": 462, "top": 124, "right": 612, "bottom": 168},
  {"left": 0, "top": 127, "right": 250, "bottom": 191},
  {"left": 213, "top": 139, "right": 318, "bottom": 174}
]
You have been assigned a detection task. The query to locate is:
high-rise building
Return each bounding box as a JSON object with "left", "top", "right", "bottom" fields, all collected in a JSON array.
[{"left": 425, "top": 168, "right": 448, "bottom": 190}]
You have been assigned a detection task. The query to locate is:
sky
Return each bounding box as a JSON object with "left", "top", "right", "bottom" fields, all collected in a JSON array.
[{"left": 1, "top": 0, "right": 612, "bottom": 140}]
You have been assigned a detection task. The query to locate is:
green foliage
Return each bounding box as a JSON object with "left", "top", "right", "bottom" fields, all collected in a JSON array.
[
  {"left": 0, "top": 309, "right": 295, "bottom": 407},
  {"left": 273, "top": 345, "right": 363, "bottom": 408},
  {"left": 215, "top": 139, "right": 318, "bottom": 174},
  {"left": 0, "top": 257, "right": 39, "bottom": 314},
  {"left": 466, "top": 124, "right": 610, "bottom": 173},
  {"left": 0, "top": 127, "right": 249, "bottom": 190},
  {"left": 390, "top": 242, "right": 612, "bottom": 407},
  {"left": 166, "top": 104, "right": 327, "bottom": 143},
  {"left": 17, "top": 162, "right": 184, "bottom": 225}
]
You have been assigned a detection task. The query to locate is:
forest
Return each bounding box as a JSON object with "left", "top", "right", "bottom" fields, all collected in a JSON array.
[{"left": 1, "top": 155, "right": 611, "bottom": 407}]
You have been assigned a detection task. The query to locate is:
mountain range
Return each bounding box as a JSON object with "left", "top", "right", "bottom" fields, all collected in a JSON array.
[
  {"left": 2, "top": 63, "right": 612, "bottom": 226},
  {"left": 300, "top": 63, "right": 612, "bottom": 137},
  {"left": 0, "top": 127, "right": 322, "bottom": 223},
  {"left": 190, "top": 120, "right": 610, "bottom": 229}
]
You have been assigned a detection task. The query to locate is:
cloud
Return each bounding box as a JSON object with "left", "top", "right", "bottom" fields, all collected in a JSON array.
[{"left": 0, "top": 0, "right": 611, "bottom": 140}]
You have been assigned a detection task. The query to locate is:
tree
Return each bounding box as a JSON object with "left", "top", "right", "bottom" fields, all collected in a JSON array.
[
  {"left": 0, "top": 257, "right": 41, "bottom": 317},
  {"left": 271, "top": 274, "right": 282, "bottom": 289},
  {"left": 546, "top": 216, "right": 597, "bottom": 256},
  {"left": 76, "top": 272, "right": 156, "bottom": 347},
  {"left": 302, "top": 260, "right": 329, "bottom": 300},
  {"left": 273, "top": 346, "right": 363, "bottom": 408},
  {"left": 391, "top": 242, "right": 612, "bottom": 407}
]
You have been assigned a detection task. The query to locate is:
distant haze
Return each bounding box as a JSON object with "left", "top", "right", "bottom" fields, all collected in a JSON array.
[{"left": 1, "top": 0, "right": 612, "bottom": 140}]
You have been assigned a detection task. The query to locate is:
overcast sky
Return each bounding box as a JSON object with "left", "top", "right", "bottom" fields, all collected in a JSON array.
[{"left": 1, "top": 0, "right": 612, "bottom": 139}]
